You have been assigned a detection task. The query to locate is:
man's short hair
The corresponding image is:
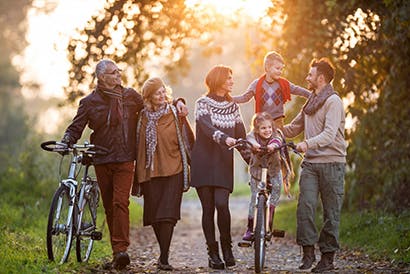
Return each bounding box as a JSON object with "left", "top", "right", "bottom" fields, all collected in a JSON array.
[
  {"left": 95, "top": 59, "right": 115, "bottom": 78},
  {"left": 310, "top": 58, "right": 335, "bottom": 83}
]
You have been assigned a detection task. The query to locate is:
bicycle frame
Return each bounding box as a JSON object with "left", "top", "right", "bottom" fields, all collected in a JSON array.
[
  {"left": 232, "top": 138, "right": 301, "bottom": 273},
  {"left": 253, "top": 161, "right": 271, "bottom": 237}
]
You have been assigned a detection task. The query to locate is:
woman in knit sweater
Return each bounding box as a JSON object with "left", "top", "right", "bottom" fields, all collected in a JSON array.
[
  {"left": 191, "top": 65, "right": 246, "bottom": 269},
  {"left": 134, "top": 77, "right": 192, "bottom": 271}
]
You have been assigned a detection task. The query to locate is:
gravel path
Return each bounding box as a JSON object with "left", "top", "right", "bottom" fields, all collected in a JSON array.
[{"left": 96, "top": 196, "right": 408, "bottom": 273}]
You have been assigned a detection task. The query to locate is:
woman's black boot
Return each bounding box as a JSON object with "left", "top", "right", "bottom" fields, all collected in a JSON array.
[
  {"left": 207, "top": 242, "right": 225, "bottom": 269},
  {"left": 221, "top": 239, "right": 235, "bottom": 267}
]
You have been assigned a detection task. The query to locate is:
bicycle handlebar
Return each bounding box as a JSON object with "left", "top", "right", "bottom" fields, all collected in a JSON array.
[
  {"left": 41, "top": 140, "right": 68, "bottom": 152},
  {"left": 228, "top": 138, "right": 253, "bottom": 150},
  {"left": 229, "top": 138, "right": 302, "bottom": 158},
  {"left": 40, "top": 140, "right": 109, "bottom": 156}
]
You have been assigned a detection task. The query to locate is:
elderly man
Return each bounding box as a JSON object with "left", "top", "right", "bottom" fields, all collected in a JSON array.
[
  {"left": 62, "top": 59, "right": 186, "bottom": 270},
  {"left": 283, "top": 58, "right": 346, "bottom": 273}
]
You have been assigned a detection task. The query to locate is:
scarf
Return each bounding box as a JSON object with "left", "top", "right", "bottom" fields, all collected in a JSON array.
[
  {"left": 145, "top": 103, "right": 169, "bottom": 170},
  {"left": 303, "top": 84, "right": 337, "bottom": 115},
  {"left": 255, "top": 74, "right": 291, "bottom": 113},
  {"left": 96, "top": 82, "right": 123, "bottom": 127}
]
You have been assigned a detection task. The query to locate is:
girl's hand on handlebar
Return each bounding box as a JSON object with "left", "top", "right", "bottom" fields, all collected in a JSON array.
[
  {"left": 225, "top": 137, "right": 236, "bottom": 147},
  {"left": 267, "top": 143, "right": 279, "bottom": 152},
  {"left": 252, "top": 143, "right": 261, "bottom": 151}
]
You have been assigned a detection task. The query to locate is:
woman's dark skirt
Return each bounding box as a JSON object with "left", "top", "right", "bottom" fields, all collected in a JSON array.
[{"left": 141, "top": 172, "right": 183, "bottom": 226}]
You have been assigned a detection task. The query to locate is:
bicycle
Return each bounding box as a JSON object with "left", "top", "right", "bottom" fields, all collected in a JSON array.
[
  {"left": 41, "top": 140, "right": 107, "bottom": 264},
  {"left": 231, "top": 138, "right": 302, "bottom": 273}
]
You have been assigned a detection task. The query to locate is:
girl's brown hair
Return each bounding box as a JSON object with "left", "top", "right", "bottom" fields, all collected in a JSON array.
[
  {"left": 251, "top": 112, "right": 277, "bottom": 133},
  {"left": 204, "top": 64, "right": 233, "bottom": 101}
]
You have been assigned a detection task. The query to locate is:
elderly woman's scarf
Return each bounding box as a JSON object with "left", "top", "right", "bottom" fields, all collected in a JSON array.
[
  {"left": 96, "top": 83, "right": 123, "bottom": 127},
  {"left": 303, "top": 84, "right": 337, "bottom": 115},
  {"left": 145, "top": 103, "right": 169, "bottom": 170}
]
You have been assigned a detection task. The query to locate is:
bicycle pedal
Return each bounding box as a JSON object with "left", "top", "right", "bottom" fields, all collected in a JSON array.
[
  {"left": 81, "top": 222, "right": 93, "bottom": 230},
  {"left": 238, "top": 241, "right": 252, "bottom": 248},
  {"left": 272, "top": 229, "right": 285, "bottom": 238},
  {"left": 91, "top": 231, "right": 102, "bottom": 240}
]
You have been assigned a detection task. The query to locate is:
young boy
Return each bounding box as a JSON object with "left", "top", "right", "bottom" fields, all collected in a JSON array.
[{"left": 233, "top": 51, "right": 310, "bottom": 129}]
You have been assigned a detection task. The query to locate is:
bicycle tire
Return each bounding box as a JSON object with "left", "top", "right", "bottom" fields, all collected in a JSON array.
[
  {"left": 47, "top": 185, "right": 74, "bottom": 263},
  {"left": 254, "top": 194, "right": 267, "bottom": 273},
  {"left": 75, "top": 182, "right": 99, "bottom": 262}
]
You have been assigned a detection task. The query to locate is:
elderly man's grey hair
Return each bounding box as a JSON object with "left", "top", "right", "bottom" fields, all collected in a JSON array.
[{"left": 95, "top": 59, "right": 116, "bottom": 78}]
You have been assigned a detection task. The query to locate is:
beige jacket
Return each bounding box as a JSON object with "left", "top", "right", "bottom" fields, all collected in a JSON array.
[{"left": 283, "top": 94, "right": 346, "bottom": 163}]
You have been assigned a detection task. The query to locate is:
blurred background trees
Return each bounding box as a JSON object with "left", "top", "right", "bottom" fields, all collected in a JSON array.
[
  {"left": 1, "top": 0, "right": 408, "bottom": 213},
  {"left": 274, "top": 0, "right": 410, "bottom": 212},
  {"left": 0, "top": 0, "right": 32, "bottom": 172},
  {"left": 65, "top": 0, "right": 229, "bottom": 102}
]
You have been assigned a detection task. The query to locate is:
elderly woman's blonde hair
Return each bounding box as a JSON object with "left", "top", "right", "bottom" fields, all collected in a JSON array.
[{"left": 141, "top": 77, "right": 173, "bottom": 110}]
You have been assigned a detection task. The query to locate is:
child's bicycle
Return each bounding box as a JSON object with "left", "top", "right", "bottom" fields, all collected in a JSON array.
[
  {"left": 230, "top": 138, "right": 302, "bottom": 273},
  {"left": 41, "top": 140, "right": 108, "bottom": 264}
]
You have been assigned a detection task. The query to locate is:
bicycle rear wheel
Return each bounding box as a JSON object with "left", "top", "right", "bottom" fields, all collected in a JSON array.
[
  {"left": 254, "top": 194, "right": 267, "bottom": 273},
  {"left": 76, "top": 182, "right": 99, "bottom": 262},
  {"left": 47, "top": 185, "right": 74, "bottom": 263}
]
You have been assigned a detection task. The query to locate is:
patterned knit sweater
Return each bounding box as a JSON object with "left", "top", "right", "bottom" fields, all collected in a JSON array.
[
  {"left": 233, "top": 78, "right": 310, "bottom": 119},
  {"left": 190, "top": 94, "right": 246, "bottom": 192}
]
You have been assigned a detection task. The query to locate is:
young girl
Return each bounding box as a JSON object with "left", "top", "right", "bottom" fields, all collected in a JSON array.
[{"left": 242, "top": 112, "right": 289, "bottom": 241}]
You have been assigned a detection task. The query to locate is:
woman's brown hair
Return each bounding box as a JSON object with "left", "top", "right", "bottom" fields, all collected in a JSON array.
[{"left": 204, "top": 65, "right": 233, "bottom": 101}]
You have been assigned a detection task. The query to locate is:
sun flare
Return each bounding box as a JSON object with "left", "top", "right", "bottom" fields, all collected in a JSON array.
[{"left": 185, "top": 0, "right": 272, "bottom": 19}]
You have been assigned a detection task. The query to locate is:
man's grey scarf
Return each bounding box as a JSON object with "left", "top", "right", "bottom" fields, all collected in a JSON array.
[
  {"left": 145, "top": 104, "right": 169, "bottom": 170},
  {"left": 303, "top": 84, "right": 337, "bottom": 115}
]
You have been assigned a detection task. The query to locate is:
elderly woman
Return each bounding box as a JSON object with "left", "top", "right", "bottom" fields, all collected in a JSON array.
[
  {"left": 134, "top": 77, "right": 192, "bottom": 271},
  {"left": 191, "top": 65, "right": 246, "bottom": 269}
]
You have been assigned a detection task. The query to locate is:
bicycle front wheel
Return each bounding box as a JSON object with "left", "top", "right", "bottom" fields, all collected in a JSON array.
[
  {"left": 47, "top": 185, "right": 74, "bottom": 263},
  {"left": 254, "top": 194, "right": 267, "bottom": 273},
  {"left": 76, "top": 183, "right": 99, "bottom": 262}
]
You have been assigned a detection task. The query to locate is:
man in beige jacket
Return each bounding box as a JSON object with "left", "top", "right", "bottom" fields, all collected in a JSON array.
[{"left": 283, "top": 58, "right": 346, "bottom": 273}]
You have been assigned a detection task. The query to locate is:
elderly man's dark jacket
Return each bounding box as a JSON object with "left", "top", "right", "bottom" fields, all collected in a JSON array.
[{"left": 64, "top": 87, "right": 144, "bottom": 165}]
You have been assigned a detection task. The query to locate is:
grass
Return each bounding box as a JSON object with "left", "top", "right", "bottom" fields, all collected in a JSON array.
[
  {"left": 273, "top": 199, "right": 410, "bottom": 265},
  {"left": 0, "top": 197, "right": 142, "bottom": 274},
  {"left": 339, "top": 209, "right": 410, "bottom": 264}
]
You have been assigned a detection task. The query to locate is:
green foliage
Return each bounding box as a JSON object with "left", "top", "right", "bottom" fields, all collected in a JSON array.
[{"left": 338, "top": 0, "right": 410, "bottom": 212}]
